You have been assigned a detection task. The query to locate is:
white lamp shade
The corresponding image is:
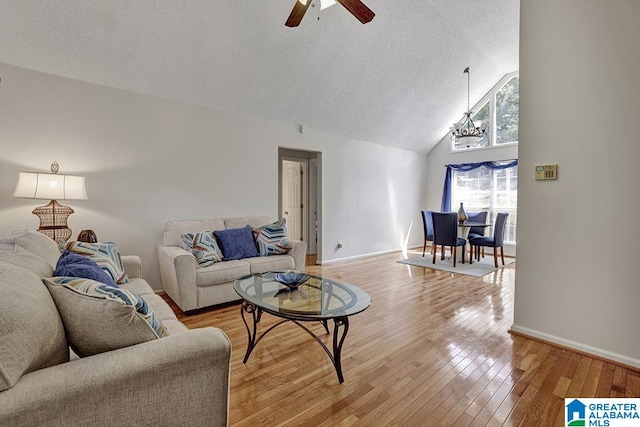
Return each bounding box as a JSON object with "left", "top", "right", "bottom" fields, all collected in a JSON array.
[{"left": 13, "top": 172, "right": 88, "bottom": 200}]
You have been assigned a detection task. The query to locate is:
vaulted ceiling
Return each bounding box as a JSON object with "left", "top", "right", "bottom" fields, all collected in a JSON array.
[{"left": 0, "top": 0, "right": 520, "bottom": 154}]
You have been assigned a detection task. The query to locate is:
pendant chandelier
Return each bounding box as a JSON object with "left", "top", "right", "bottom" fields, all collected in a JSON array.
[{"left": 450, "top": 67, "right": 487, "bottom": 147}]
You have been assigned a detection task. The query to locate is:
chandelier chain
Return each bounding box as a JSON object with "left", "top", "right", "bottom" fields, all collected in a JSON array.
[{"left": 449, "top": 66, "right": 487, "bottom": 147}]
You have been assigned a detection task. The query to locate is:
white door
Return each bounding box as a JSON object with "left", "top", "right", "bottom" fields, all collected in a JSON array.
[{"left": 282, "top": 160, "right": 303, "bottom": 241}]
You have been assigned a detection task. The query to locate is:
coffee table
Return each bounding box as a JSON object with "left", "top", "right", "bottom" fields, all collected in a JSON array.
[{"left": 233, "top": 272, "right": 371, "bottom": 383}]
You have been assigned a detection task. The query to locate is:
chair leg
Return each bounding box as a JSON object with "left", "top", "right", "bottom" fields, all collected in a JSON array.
[
  {"left": 461, "top": 245, "right": 465, "bottom": 264},
  {"left": 469, "top": 244, "right": 473, "bottom": 264},
  {"left": 432, "top": 243, "right": 436, "bottom": 264},
  {"left": 453, "top": 246, "right": 457, "bottom": 267},
  {"left": 500, "top": 246, "right": 505, "bottom": 265},
  {"left": 493, "top": 249, "right": 498, "bottom": 268},
  {"left": 422, "top": 240, "right": 427, "bottom": 257},
  {"left": 441, "top": 245, "right": 445, "bottom": 260}
]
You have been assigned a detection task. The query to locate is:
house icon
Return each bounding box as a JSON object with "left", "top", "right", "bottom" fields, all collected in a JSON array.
[{"left": 566, "top": 399, "right": 586, "bottom": 422}]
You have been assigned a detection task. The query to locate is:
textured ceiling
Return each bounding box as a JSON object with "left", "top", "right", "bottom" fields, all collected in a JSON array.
[{"left": 0, "top": 0, "right": 519, "bottom": 154}]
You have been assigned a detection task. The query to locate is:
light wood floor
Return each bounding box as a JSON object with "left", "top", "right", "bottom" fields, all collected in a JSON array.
[{"left": 163, "top": 249, "right": 640, "bottom": 426}]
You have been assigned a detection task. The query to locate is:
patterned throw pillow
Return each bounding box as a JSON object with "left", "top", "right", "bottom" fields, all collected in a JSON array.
[
  {"left": 180, "top": 231, "right": 223, "bottom": 268},
  {"left": 44, "top": 277, "right": 167, "bottom": 357},
  {"left": 253, "top": 219, "right": 292, "bottom": 256},
  {"left": 65, "top": 241, "right": 129, "bottom": 284},
  {"left": 54, "top": 250, "right": 118, "bottom": 287}
]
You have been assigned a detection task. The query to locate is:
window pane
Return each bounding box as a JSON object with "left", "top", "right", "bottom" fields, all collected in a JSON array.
[
  {"left": 496, "top": 76, "right": 519, "bottom": 144},
  {"left": 452, "top": 165, "right": 518, "bottom": 245},
  {"left": 471, "top": 102, "right": 490, "bottom": 148}
]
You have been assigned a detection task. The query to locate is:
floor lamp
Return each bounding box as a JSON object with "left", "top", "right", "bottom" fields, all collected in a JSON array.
[{"left": 13, "top": 161, "right": 88, "bottom": 244}]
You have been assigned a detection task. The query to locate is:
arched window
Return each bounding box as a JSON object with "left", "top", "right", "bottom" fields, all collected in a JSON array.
[{"left": 452, "top": 72, "right": 519, "bottom": 151}]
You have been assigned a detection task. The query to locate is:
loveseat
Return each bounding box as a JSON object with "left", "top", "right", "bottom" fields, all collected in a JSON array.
[
  {"left": 158, "top": 216, "right": 307, "bottom": 313},
  {"left": 0, "top": 230, "right": 231, "bottom": 426}
]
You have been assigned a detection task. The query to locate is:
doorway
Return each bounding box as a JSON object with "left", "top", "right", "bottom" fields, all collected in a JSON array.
[{"left": 278, "top": 148, "right": 322, "bottom": 263}]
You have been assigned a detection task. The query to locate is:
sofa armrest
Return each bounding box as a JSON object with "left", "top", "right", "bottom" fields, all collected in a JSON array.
[
  {"left": 0, "top": 328, "right": 231, "bottom": 427},
  {"left": 121, "top": 255, "right": 142, "bottom": 279},
  {"left": 289, "top": 240, "right": 307, "bottom": 270},
  {"left": 157, "top": 245, "right": 198, "bottom": 312}
]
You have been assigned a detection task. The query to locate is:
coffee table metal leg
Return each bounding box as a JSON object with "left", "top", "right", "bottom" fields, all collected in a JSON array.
[
  {"left": 240, "top": 305, "right": 351, "bottom": 383},
  {"left": 321, "top": 319, "right": 330, "bottom": 335},
  {"left": 240, "top": 301, "right": 261, "bottom": 363},
  {"left": 332, "top": 317, "right": 349, "bottom": 384}
]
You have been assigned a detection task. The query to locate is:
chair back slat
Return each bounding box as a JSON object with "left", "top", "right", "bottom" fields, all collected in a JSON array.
[
  {"left": 467, "top": 211, "right": 488, "bottom": 236},
  {"left": 432, "top": 212, "right": 459, "bottom": 246},
  {"left": 493, "top": 212, "right": 510, "bottom": 246},
  {"left": 421, "top": 210, "right": 434, "bottom": 239}
]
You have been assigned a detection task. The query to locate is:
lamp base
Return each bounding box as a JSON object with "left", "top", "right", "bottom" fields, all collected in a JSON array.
[{"left": 32, "top": 200, "right": 74, "bottom": 244}]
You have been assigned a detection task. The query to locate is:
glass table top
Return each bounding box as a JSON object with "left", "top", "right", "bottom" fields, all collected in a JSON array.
[{"left": 233, "top": 272, "right": 371, "bottom": 320}]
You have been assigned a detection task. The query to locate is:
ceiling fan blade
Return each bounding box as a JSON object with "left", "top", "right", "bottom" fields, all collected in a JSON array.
[
  {"left": 336, "top": 0, "right": 375, "bottom": 24},
  {"left": 285, "top": 0, "right": 312, "bottom": 27}
]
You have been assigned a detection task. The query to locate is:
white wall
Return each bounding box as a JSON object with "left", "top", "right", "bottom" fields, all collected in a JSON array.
[
  {"left": 0, "top": 62, "right": 427, "bottom": 289},
  {"left": 514, "top": 0, "right": 640, "bottom": 367}
]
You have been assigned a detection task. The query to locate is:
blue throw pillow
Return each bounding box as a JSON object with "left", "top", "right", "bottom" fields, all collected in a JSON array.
[
  {"left": 54, "top": 250, "right": 118, "bottom": 288},
  {"left": 213, "top": 225, "right": 259, "bottom": 261}
]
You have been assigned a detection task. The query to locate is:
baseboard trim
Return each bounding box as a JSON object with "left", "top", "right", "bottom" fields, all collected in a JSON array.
[
  {"left": 319, "top": 247, "right": 403, "bottom": 265},
  {"left": 509, "top": 324, "right": 640, "bottom": 371}
]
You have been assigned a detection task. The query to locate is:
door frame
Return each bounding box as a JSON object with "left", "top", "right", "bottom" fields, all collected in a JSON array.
[{"left": 278, "top": 148, "right": 322, "bottom": 262}]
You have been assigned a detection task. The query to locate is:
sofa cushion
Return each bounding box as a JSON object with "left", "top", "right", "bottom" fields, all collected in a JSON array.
[
  {"left": 65, "top": 241, "right": 129, "bottom": 284},
  {"left": 0, "top": 229, "right": 61, "bottom": 269},
  {"left": 253, "top": 219, "right": 292, "bottom": 256},
  {"left": 0, "top": 261, "right": 69, "bottom": 392},
  {"left": 141, "top": 293, "right": 178, "bottom": 323},
  {"left": 213, "top": 226, "right": 259, "bottom": 261},
  {"left": 196, "top": 260, "right": 250, "bottom": 287},
  {"left": 54, "top": 250, "right": 118, "bottom": 287},
  {"left": 119, "top": 277, "right": 156, "bottom": 297},
  {"left": 180, "top": 231, "right": 223, "bottom": 267},
  {"left": 164, "top": 218, "right": 226, "bottom": 247},
  {"left": 0, "top": 244, "right": 55, "bottom": 277},
  {"left": 245, "top": 255, "right": 296, "bottom": 274},
  {"left": 223, "top": 216, "right": 271, "bottom": 230},
  {"left": 44, "top": 277, "right": 167, "bottom": 357}
]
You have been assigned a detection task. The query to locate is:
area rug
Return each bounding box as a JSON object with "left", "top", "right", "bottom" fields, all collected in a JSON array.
[{"left": 397, "top": 254, "right": 515, "bottom": 277}]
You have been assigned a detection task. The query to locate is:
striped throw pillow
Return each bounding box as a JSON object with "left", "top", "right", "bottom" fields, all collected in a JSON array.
[
  {"left": 180, "top": 231, "right": 223, "bottom": 267},
  {"left": 253, "top": 219, "right": 292, "bottom": 256},
  {"left": 65, "top": 241, "right": 129, "bottom": 284}
]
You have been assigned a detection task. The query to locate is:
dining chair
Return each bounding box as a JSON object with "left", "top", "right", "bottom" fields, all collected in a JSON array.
[
  {"left": 421, "top": 210, "right": 434, "bottom": 257},
  {"left": 431, "top": 212, "right": 466, "bottom": 267},
  {"left": 466, "top": 211, "right": 488, "bottom": 260},
  {"left": 469, "top": 212, "right": 509, "bottom": 268}
]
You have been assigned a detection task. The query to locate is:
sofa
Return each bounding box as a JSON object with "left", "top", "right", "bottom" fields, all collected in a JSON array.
[
  {"left": 158, "top": 216, "right": 307, "bottom": 313},
  {"left": 0, "top": 230, "right": 231, "bottom": 427}
]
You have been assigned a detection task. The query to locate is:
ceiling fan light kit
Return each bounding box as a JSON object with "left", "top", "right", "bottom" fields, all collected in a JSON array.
[{"left": 285, "top": 0, "right": 375, "bottom": 27}]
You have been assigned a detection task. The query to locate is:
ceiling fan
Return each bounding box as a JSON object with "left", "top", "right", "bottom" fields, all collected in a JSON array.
[{"left": 285, "top": 0, "right": 375, "bottom": 27}]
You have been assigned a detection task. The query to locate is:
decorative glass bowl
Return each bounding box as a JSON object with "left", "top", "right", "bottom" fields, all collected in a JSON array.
[{"left": 273, "top": 272, "right": 310, "bottom": 289}]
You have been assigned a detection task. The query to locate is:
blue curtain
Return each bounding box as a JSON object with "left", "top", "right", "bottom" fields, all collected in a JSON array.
[{"left": 441, "top": 160, "right": 518, "bottom": 212}]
